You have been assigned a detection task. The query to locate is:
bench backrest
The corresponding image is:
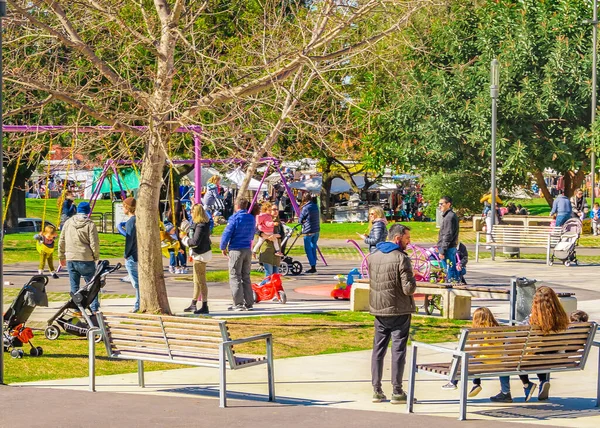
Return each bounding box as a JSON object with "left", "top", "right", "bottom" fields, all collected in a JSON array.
[
  {"left": 491, "top": 225, "right": 561, "bottom": 246},
  {"left": 449, "top": 322, "right": 597, "bottom": 378},
  {"left": 97, "top": 312, "right": 237, "bottom": 369}
]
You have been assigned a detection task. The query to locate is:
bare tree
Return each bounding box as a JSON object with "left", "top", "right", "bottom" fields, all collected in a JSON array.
[{"left": 5, "top": 0, "right": 431, "bottom": 313}]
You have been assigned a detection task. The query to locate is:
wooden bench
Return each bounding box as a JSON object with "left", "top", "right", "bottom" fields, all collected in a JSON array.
[
  {"left": 88, "top": 312, "right": 275, "bottom": 407},
  {"left": 406, "top": 322, "right": 598, "bottom": 420},
  {"left": 475, "top": 225, "right": 561, "bottom": 265}
]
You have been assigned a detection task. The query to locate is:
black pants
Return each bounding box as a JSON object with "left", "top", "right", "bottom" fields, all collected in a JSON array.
[
  {"left": 371, "top": 314, "right": 411, "bottom": 393},
  {"left": 520, "top": 374, "right": 548, "bottom": 384}
]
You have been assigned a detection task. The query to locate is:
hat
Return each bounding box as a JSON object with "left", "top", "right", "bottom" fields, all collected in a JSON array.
[
  {"left": 77, "top": 202, "right": 91, "bottom": 215},
  {"left": 123, "top": 197, "right": 136, "bottom": 208}
]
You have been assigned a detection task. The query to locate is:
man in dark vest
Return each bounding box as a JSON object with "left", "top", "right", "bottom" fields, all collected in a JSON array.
[{"left": 368, "top": 223, "right": 417, "bottom": 404}]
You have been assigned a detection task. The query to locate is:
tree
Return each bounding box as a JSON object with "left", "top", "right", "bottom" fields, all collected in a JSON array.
[
  {"left": 373, "top": 0, "right": 596, "bottom": 206},
  {"left": 5, "top": 0, "right": 430, "bottom": 313}
]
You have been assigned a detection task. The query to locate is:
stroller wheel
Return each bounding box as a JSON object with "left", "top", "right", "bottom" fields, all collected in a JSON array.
[
  {"left": 548, "top": 260, "right": 554, "bottom": 266},
  {"left": 279, "top": 262, "right": 290, "bottom": 276},
  {"left": 44, "top": 325, "right": 60, "bottom": 340},
  {"left": 278, "top": 291, "right": 287, "bottom": 304},
  {"left": 10, "top": 349, "right": 23, "bottom": 359},
  {"left": 290, "top": 261, "right": 303, "bottom": 276},
  {"left": 36, "top": 346, "right": 44, "bottom": 356},
  {"left": 564, "top": 260, "right": 571, "bottom": 267},
  {"left": 30, "top": 347, "right": 40, "bottom": 357},
  {"left": 94, "top": 333, "right": 104, "bottom": 343}
]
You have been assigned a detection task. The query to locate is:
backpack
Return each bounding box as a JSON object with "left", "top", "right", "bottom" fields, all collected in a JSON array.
[{"left": 457, "top": 242, "right": 468, "bottom": 267}]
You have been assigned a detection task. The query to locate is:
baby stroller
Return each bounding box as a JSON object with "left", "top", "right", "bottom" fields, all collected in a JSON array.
[
  {"left": 550, "top": 218, "right": 582, "bottom": 267},
  {"left": 44, "top": 260, "right": 121, "bottom": 341},
  {"left": 3, "top": 275, "right": 49, "bottom": 358},
  {"left": 278, "top": 223, "right": 304, "bottom": 276}
]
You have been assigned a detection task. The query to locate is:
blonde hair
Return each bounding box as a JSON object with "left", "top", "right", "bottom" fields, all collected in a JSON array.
[
  {"left": 368, "top": 206, "right": 386, "bottom": 232},
  {"left": 208, "top": 175, "right": 220, "bottom": 185},
  {"left": 472, "top": 307, "right": 500, "bottom": 328},
  {"left": 530, "top": 286, "right": 569, "bottom": 334},
  {"left": 191, "top": 204, "right": 210, "bottom": 223},
  {"left": 261, "top": 202, "right": 272, "bottom": 213}
]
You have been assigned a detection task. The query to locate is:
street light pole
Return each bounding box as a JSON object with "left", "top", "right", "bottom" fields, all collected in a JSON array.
[
  {"left": 0, "top": 0, "right": 7, "bottom": 385},
  {"left": 490, "top": 59, "right": 499, "bottom": 261},
  {"left": 591, "top": 0, "right": 598, "bottom": 206}
]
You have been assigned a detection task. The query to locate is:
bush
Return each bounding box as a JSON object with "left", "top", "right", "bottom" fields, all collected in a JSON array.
[{"left": 421, "top": 172, "right": 489, "bottom": 218}]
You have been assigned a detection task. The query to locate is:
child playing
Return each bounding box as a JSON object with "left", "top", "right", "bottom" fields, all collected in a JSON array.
[
  {"left": 162, "top": 222, "right": 187, "bottom": 274},
  {"left": 252, "top": 202, "right": 283, "bottom": 257},
  {"left": 34, "top": 225, "right": 59, "bottom": 279},
  {"left": 590, "top": 203, "right": 600, "bottom": 236},
  {"left": 441, "top": 306, "right": 500, "bottom": 397}
]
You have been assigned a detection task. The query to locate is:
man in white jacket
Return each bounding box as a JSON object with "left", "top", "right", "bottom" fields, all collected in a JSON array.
[{"left": 58, "top": 202, "right": 100, "bottom": 312}]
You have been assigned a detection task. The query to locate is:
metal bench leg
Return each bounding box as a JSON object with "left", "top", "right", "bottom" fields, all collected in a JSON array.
[
  {"left": 138, "top": 360, "right": 145, "bottom": 388},
  {"left": 459, "top": 355, "right": 469, "bottom": 421},
  {"left": 267, "top": 336, "right": 276, "bottom": 402},
  {"left": 475, "top": 233, "right": 480, "bottom": 262},
  {"left": 220, "top": 343, "right": 227, "bottom": 408},
  {"left": 407, "top": 345, "right": 417, "bottom": 413},
  {"left": 88, "top": 328, "right": 99, "bottom": 392}
]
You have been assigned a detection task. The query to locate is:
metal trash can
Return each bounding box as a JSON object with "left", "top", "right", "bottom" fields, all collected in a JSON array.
[{"left": 509, "top": 277, "right": 537, "bottom": 324}]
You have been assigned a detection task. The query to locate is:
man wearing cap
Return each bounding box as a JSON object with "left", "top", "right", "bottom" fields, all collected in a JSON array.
[
  {"left": 58, "top": 201, "right": 101, "bottom": 312},
  {"left": 123, "top": 197, "right": 139, "bottom": 312}
]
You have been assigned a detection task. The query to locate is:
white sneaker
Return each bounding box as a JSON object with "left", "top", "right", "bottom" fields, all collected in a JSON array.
[
  {"left": 181, "top": 268, "right": 189, "bottom": 274},
  {"left": 175, "top": 268, "right": 183, "bottom": 274},
  {"left": 169, "top": 266, "right": 176, "bottom": 274}
]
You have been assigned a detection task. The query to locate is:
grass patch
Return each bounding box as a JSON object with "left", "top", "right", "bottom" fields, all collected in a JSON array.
[{"left": 4, "top": 312, "right": 468, "bottom": 384}]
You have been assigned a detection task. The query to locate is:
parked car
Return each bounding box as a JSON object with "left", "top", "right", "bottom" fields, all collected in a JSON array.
[{"left": 15, "top": 218, "right": 56, "bottom": 233}]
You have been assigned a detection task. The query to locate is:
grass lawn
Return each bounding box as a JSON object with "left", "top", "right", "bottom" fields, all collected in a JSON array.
[{"left": 4, "top": 312, "right": 468, "bottom": 384}]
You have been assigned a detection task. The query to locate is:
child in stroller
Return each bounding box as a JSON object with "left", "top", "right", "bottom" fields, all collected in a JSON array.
[
  {"left": 3, "top": 275, "right": 49, "bottom": 358},
  {"left": 44, "top": 260, "right": 121, "bottom": 341},
  {"left": 550, "top": 218, "right": 582, "bottom": 266}
]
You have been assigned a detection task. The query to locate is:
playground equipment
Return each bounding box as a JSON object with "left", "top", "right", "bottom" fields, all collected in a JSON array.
[
  {"left": 252, "top": 273, "right": 287, "bottom": 304},
  {"left": 346, "top": 239, "right": 369, "bottom": 278}
]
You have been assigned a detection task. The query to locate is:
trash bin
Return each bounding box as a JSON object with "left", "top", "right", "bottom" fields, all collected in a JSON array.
[{"left": 509, "top": 277, "right": 537, "bottom": 324}]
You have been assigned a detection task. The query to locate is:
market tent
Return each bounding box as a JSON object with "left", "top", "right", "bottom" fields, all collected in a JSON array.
[
  {"left": 289, "top": 175, "right": 368, "bottom": 194},
  {"left": 185, "top": 167, "right": 233, "bottom": 187},
  {"left": 226, "top": 168, "right": 262, "bottom": 191},
  {"left": 92, "top": 167, "right": 140, "bottom": 194},
  {"left": 288, "top": 176, "right": 322, "bottom": 193}
]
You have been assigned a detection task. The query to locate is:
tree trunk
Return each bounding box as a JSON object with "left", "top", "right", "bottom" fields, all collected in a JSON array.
[
  {"left": 534, "top": 169, "right": 553, "bottom": 206},
  {"left": 136, "top": 129, "right": 171, "bottom": 314},
  {"left": 4, "top": 176, "right": 27, "bottom": 232},
  {"left": 320, "top": 176, "right": 334, "bottom": 220},
  {"left": 563, "top": 168, "right": 586, "bottom": 198}
]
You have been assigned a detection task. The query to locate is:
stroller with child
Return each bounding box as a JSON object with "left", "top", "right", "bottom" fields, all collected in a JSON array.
[
  {"left": 277, "top": 223, "right": 304, "bottom": 276},
  {"left": 3, "top": 275, "right": 49, "bottom": 358},
  {"left": 44, "top": 260, "right": 121, "bottom": 341},
  {"left": 549, "top": 218, "right": 582, "bottom": 267}
]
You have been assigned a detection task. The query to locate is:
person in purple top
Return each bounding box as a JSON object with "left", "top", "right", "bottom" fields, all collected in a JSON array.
[{"left": 220, "top": 198, "right": 256, "bottom": 311}]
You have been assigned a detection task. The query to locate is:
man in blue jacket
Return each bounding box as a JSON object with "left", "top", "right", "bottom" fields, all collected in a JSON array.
[
  {"left": 220, "top": 198, "right": 256, "bottom": 311},
  {"left": 549, "top": 190, "right": 572, "bottom": 227},
  {"left": 299, "top": 194, "right": 320, "bottom": 273}
]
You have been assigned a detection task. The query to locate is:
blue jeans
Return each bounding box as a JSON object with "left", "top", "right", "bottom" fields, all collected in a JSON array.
[
  {"left": 303, "top": 233, "right": 320, "bottom": 267},
  {"left": 444, "top": 247, "right": 460, "bottom": 282},
  {"left": 169, "top": 249, "right": 187, "bottom": 267},
  {"left": 555, "top": 213, "right": 571, "bottom": 227},
  {"left": 67, "top": 261, "right": 99, "bottom": 312},
  {"left": 125, "top": 256, "right": 140, "bottom": 311},
  {"left": 264, "top": 263, "right": 279, "bottom": 277},
  {"left": 500, "top": 374, "right": 548, "bottom": 394}
]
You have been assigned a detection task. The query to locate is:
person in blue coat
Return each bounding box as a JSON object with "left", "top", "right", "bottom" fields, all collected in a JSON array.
[
  {"left": 299, "top": 193, "right": 321, "bottom": 273},
  {"left": 358, "top": 206, "right": 389, "bottom": 253}
]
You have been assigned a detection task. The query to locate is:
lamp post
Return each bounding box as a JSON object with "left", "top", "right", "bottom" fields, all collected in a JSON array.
[
  {"left": 490, "top": 59, "right": 499, "bottom": 260},
  {"left": 0, "top": 0, "right": 7, "bottom": 385},
  {"left": 590, "top": 0, "right": 598, "bottom": 206}
]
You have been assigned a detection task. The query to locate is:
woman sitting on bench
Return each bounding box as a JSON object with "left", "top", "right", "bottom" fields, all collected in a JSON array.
[{"left": 490, "top": 286, "right": 569, "bottom": 403}]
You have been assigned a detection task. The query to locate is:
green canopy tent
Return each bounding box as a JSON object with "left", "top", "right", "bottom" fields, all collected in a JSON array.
[{"left": 91, "top": 167, "right": 139, "bottom": 194}]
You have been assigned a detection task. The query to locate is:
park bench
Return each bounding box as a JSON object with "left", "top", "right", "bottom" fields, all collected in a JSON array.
[
  {"left": 87, "top": 312, "right": 275, "bottom": 407},
  {"left": 475, "top": 224, "right": 561, "bottom": 265},
  {"left": 406, "top": 322, "right": 598, "bottom": 420}
]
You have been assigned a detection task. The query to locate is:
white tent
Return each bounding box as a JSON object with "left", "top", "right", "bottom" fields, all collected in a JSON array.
[
  {"left": 288, "top": 176, "right": 322, "bottom": 193},
  {"left": 185, "top": 166, "right": 223, "bottom": 186},
  {"left": 226, "top": 168, "right": 263, "bottom": 191},
  {"left": 289, "top": 175, "right": 371, "bottom": 194}
]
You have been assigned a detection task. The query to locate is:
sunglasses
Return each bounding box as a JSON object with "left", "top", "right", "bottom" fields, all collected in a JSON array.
[{"left": 438, "top": 202, "right": 446, "bottom": 206}]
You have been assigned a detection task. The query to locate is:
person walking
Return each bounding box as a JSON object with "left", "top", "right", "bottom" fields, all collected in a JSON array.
[
  {"left": 181, "top": 204, "right": 212, "bottom": 314},
  {"left": 259, "top": 204, "right": 283, "bottom": 277},
  {"left": 437, "top": 196, "right": 460, "bottom": 282},
  {"left": 299, "top": 194, "right": 320, "bottom": 274},
  {"left": 59, "top": 191, "right": 77, "bottom": 229},
  {"left": 122, "top": 197, "right": 140, "bottom": 313},
  {"left": 549, "top": 190, "right": 572, "bottom": 227},
  {"left": 220, "top": 198, "right": 256, "bottom": 311},
  {"left": 369, "top": 223, "right": 416, "bottom": 404},
  {"left": 58, "top": 202, "right": 100, "bottom": 312}
]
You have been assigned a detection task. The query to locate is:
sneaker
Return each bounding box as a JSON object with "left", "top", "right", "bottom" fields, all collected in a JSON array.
[
  {"left": 305, "top": 267, "right": 317, "bottom": 274},
  {"left": 523, "top": 382, "right": 537, "bottom": 402},
  {"left": 538, "top": 381, "right": 550, "bottom": 401},
  {"left": 490, "top": 392, "right": 513, "bottom": 403},
  {"left": 169, "top": 266, "right": 175, "bottom": 274},
  {"left": 228, "top": 305, "right": 247, "bottom": 311},
  {"left": 274, "top": 251, "right": 284, "bottom": 257},
  {"left": 469, "top": 384, "right": 482, "bottom": 397},
  {"left": 38, "top": 270, "right": 44, "bottom": 275},
  {"left": 245, "top": 305, "right": 253, "bottom": 311},
  {"left": 372, "top": 389, "right": 386, "bottom": 403},
  {"left": 390, "top": 391, "right": 408, "bottom": 404},
  {"left": 130, "top": 309, "right": 139, "bottom": 313},
  {"left": 52, "top": 272, "right": 59, "bottom": 279},
  {"left": 181, "top": 268, "right": 189, "bottom": 274},
  {"left": 120, "top": 275, "right": 132, "bottom": 283},
  {"left": 442, "top": 382, "right": 457, "bottom": 390}
]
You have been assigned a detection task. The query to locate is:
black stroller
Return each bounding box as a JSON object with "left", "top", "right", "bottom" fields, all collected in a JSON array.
[
  {"left": 45, "top": 260, "right": 121, "bottom": 341},
  {"left": 278, "top": 223, "right": 304, "bottom": 276},
  {"left": 3, "top": 275, "right": 49, "bottom": 358}
]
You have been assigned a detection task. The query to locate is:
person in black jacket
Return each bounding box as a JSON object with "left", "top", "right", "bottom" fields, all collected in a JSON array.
[
  {"left": 358, "top": 206, "right": 388, "bottom": 253},
  {"left": 180, "top": 204, "right": 212, "bottom": 314},
  {"left": 122, "top": 198, "right": 139, "bottom": 313},
  {"left": 436, "top": 196, "right": 460, "bottom": 283}
]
